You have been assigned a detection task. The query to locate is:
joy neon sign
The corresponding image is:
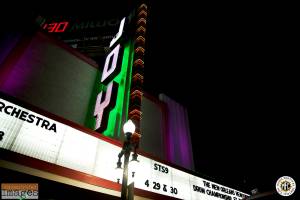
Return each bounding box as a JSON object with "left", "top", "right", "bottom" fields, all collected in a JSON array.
[{"left": 94, "top": 17, "right": 126, "bottom": 133}]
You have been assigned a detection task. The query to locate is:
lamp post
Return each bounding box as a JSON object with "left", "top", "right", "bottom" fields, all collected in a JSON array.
[{"left": 116, "top": 120, "right": 139, "bottom": 200}]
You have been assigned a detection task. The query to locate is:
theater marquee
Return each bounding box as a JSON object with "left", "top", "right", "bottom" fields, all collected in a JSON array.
[{"left": 0, "top": 97, "right": 249, "bottom": 200}]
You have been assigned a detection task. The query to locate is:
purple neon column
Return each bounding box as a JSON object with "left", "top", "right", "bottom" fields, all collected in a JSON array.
[{"left": 159, "top": 94, "right": 195, "bottom": 170}]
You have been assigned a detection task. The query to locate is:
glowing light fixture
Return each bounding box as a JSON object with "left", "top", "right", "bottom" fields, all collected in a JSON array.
[{"left": 123, "top": 120, "right": 135, "bottom": 134}]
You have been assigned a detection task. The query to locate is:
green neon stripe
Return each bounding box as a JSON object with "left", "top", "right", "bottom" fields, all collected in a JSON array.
[
  {"left": 124, "top": 40, "right": 135, "bottom": 122},
  {"left": 103, "top": 41, "right": 133, "bottom": 138},
  {"left": 85, "top": 41, "right": 134, "bottom": 139}
]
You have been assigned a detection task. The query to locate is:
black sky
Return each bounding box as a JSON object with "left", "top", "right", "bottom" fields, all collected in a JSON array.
[{"left": 144, "top": 1, "right": 298, "bottom": 194}]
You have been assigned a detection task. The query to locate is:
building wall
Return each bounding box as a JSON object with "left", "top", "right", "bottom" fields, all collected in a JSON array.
[
  {"left": 140, "top": 94, "right": 166, "bottom": 160},
  {"left": 0, "top": 33, "right": 22, "bottom": 65},
  {"left": 159, "top": 94, "right": 195, "bottom": 170},
  {"left": 0, "top": 31, "right": 194, "bottom": 171},
  {"left": 0, "top": 32, "right": 99, "bottom": 125},
  {"left": 140, "top": 93, "right": 195, "bottom": 171}
]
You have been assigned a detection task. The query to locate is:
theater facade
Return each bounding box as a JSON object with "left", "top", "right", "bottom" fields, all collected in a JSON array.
[{"left": 0, "top": 1, "right": 249, "bottom": 199}]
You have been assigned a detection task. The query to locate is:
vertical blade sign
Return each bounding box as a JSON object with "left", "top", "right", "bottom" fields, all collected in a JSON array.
[{"left": 94, "top": 17, "right": 126, "bottom": 133}]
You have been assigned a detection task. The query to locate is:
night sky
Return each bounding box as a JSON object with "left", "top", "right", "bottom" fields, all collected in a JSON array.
[
  {"left": 2, "top": 0, "right": 298, "bottom": 197},
  {"left": 144, "top": 1, "right": 298, "bottom": 194}
]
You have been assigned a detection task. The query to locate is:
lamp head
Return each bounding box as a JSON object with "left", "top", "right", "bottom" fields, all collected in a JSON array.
[{"left": 123, "top": 120, "right": 135, "bottom": 134}]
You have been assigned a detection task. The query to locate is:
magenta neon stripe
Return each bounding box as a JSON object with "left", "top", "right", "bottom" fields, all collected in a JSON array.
[{"left": 159, "top": 94, "right": 195, "bottom": 170}]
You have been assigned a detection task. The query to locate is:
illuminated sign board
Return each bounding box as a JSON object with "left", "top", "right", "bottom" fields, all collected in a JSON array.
[
  {"left": 91, "top": 17, "right": 133, "bottom": 138},
  {"left": 38, "top": 18, "right": 125, "bottom": 33},
  {"left": 35, "top": 15, "right": 135, "bottom": 139},
  {"left": 0, "top": 98, "right": 249, "bottom": 200},
  {"left": 43, "top": 22, "right": 69, "bottom": 33},
  {"left": 94, "top": 18, "right": 125, "bottom": 132}
]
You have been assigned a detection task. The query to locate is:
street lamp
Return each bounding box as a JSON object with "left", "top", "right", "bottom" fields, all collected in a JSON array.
[{"left": 116, "top": 120, "right": 139, "bottom": 200}]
